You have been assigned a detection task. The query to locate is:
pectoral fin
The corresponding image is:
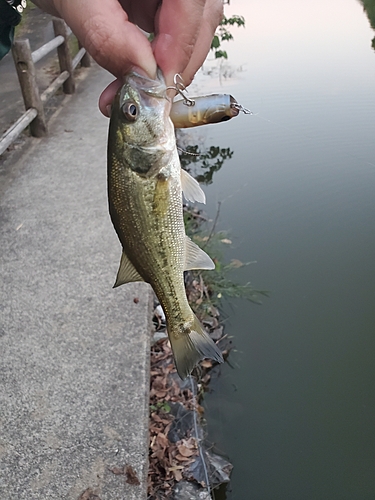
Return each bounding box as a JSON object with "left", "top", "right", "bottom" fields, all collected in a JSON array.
[
  {"left": 180, "top": 168, "right": 206, "bottom": 204},
  {"left": 184, "top": 236, "right": 215, "bottom": 270},
  {"left": 113, "top": 251, "right": 144, "bottom": 288}
]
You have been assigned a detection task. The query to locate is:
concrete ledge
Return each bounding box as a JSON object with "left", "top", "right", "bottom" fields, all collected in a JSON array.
[{"left": 0, "top": 66, "right": 151, "bottom": 499}]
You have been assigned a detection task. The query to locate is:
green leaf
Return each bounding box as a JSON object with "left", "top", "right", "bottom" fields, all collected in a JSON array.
[
  {"left": 215, "top": 50, "right": 228, "bottom": 59},
  {"left": 221, "top": 15, "right": 245, "bottom": 27},
  {"left": 221, "top": 31, "right": 234, "bottom": 42},
  {"left": 211, "top": 35, "right": 220, "bottom": 49},
  {"left": 162, "top": 402, "right": 171, "bottom": 413}
]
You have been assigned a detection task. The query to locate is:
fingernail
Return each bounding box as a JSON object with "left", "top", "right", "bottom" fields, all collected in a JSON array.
[{"left": 106, "top": 104, "right": 112, "bottom": 118}]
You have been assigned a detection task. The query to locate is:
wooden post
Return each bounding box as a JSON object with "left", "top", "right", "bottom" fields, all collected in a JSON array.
[
  {"left": 79, "top": 41, "right": 91, "bottom": 68},
  {"left": 11, "top": 39, "right": 47, "bottom": 137},
  {"left": 52, "top": 18, "right": 75, "bottom": 94}
]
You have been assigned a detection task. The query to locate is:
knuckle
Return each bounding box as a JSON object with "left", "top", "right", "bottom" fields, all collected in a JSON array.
[{"left": 81, "top": 15, "right": 111, "bottom": 64}]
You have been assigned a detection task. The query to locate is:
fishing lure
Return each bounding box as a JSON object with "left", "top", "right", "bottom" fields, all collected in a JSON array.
[{"left": 169, "top": 74, "right": 252, "bottom": 128}]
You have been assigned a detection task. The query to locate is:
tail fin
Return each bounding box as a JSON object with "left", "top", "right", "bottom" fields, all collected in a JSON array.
[{"left": 168, "top": 314, "right": 224, "bottom": 379}]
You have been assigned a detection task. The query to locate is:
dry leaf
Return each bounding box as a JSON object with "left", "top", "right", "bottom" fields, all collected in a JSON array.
[
  {"left": 172, "top": 468, "right": 183, "bottom": 481},
  {"left": 125, "top": 465, "right": 140, "bottom": 485},
  {"left": 177, "top": 444, "right": 195, "bottom": 457},
  {"left": 148, "top": 292, "right": 228, "bottom": 499},
  {"left": 78, "top": 488, "right": 101, "bottom": 500},
  {"left": 175, "top": 454, "right": 193, "bottom": 462},
  {"left": 108, "top": 466, "right": 125, "bottom": 475},
  {"left": 230, "top": 258, "right": 243, "bottom": 268},
  {"left": 155, "top": 432, "right": 169, "bottom": 449}
]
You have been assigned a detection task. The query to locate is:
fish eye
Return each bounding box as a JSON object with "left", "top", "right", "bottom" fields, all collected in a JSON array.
[{"left": 122, "top": 101, "right": 139, "bottom": 121}]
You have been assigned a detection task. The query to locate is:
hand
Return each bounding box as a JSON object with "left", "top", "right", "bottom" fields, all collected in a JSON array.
[{"left": 32, "top": 0, "right": 223, "bottom": 116}]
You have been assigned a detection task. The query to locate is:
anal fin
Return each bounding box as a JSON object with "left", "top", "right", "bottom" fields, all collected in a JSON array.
[
  {"left": 113, "top": 251, "right": 144, "bottom": 288},
  {"left": 184, "top": 236, "right": 215, "bottom": 270}
]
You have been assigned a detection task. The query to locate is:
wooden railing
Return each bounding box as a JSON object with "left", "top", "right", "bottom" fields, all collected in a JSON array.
[{"left": 0, "top": 18, "right": 90, "bottom": 156}]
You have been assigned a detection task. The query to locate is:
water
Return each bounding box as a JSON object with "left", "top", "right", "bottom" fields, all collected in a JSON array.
[{"left": 184, "top": 1, "right": 375, "bottom": 498}]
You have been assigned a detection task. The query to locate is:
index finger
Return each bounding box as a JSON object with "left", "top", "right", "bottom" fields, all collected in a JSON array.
[
  {"left": 152, "top": 0, "right": 223, "bottom": 86},
  {"left": 152, "top": 0, "right": 206, "bottom": 85}
]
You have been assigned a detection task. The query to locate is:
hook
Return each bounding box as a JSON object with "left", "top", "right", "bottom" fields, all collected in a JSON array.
[{"left": 166, "top": 74, "right": 195, "bottom": 107}]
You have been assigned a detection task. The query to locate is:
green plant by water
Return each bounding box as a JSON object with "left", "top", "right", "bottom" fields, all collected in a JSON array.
[{"left": 211, "top": 14, "right": 246, "bottom": 60}]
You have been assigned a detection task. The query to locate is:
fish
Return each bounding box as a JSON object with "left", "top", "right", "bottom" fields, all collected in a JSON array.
[{"left": 107, "top": 70, "right": 224, "bottom": 379}]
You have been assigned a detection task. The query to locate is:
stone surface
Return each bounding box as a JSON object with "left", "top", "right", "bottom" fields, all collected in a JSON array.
[{"left": 0, "top": 65, "right": 152, "bottom": 499}]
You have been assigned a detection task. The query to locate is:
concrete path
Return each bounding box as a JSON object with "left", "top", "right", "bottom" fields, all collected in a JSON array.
[{"left": 0, "top": 65, "right": 152, "bottom": 500}]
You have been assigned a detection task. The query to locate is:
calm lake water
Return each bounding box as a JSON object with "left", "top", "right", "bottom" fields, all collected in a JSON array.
[{"left": 184, "top": 1, "right": 375, "bottom": 498}]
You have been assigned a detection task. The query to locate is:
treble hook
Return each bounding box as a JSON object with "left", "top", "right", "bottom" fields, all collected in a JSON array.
[{"left": 166, "top": 74, "right": 196, "bottom": 107}]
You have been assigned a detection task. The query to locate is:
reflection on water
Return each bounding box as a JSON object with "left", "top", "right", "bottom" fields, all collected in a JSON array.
[
  {"left": 189, "top": 1, "right": 375, "bottom": 499},
  {"left": 178, "top": 137, "right": 234, "bottom": 185}
]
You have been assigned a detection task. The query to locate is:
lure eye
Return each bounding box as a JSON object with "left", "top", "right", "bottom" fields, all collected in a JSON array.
[{"left": 122, "top": 101, "right": 139, "bottom": 121}]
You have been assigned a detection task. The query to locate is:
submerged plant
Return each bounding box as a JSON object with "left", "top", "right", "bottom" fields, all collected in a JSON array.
[{"left": 183, "top": 205, "right": 269, "bottom": 318}]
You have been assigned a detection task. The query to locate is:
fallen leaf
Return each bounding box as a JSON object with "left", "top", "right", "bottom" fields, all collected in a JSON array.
[
  {"left": 155, "top": 432, "right": 169, "bottom": 449},
  {"left": 177, "top": 444, "right": 195, "bottom": 457},
  {"left": 78, "top": 488, "right": 101, "bottom": 500},
  {"left": 108, "top": 466, "right": 125, "bottom": 475},
  {"left": 125, "top": 465, "right": 140, "bottom": 485},
  {"left": 229, "top": 258, "right": 243, "bottom": 268},
  {"left": 175, "top": 454, "right": 193, "bottom": 462},
  {"left": 172, "top": 468, "right": 183, "bottom": 481}
]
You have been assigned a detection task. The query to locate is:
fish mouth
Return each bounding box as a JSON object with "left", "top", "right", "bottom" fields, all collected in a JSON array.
[
  {"left": 126, "top": 69, "right": 167, "bottom": 100},
  {"left": 128, "top": 142, "right": 174, "bottom": 155}
]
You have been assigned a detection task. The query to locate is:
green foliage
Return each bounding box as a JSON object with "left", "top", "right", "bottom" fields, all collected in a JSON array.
[
  {"left": 359, "top": 0, "right": 375, "bottom": 31},
  {"left": 181, "top": 140, "right": 268, "bottom": 308},
  {"left": 358, "top": 0, "right": 375, "bottom": 50},
  {"left": 213, "top": 50, "right": 228, "bottom": 60},
  {"left": 211, "top": 35, "right": 221, "bottom": 49},
  {"left": 150, "top": 401, "right": 171, "bottom": 413},
  {"left": 184, "top": 211, "right": 269, "bottom": 315},
  {"left": 199, "top": 232, "right": 268, "bottom": 306},
  {"left": 221, "top": 15, "right": 246, "bottom": 27},
  {"left": 211, "top": 14, "right": 245, "bottom": 59}
]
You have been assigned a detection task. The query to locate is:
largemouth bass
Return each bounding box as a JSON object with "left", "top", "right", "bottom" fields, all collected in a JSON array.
[{"left": 107, "top": 71, "right": 223, "bottom": 379}]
